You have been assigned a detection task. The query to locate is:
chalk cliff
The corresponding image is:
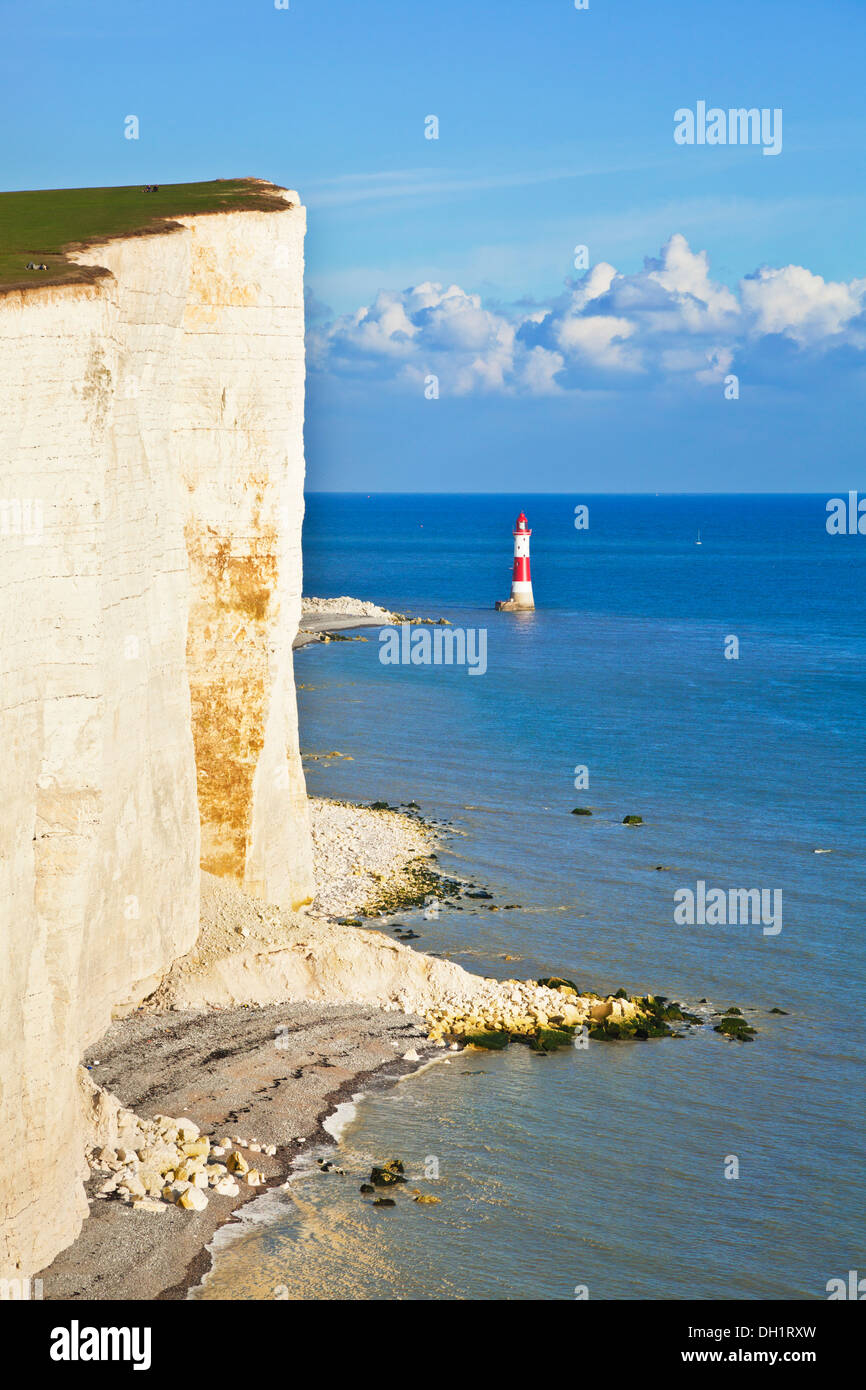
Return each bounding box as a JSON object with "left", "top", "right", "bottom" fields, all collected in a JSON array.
[{"left": 0, "top": 186, "right": 313, "bottom": 1277}]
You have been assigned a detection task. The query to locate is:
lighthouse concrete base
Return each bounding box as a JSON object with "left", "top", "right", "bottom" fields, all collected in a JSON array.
[{"left": 496, "top": 597, "right": 535, "bottom": 612}]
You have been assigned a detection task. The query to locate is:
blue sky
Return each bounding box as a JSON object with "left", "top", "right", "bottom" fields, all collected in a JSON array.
[{"left": 2, "top": 0, "right": 865, "bottom": 490}]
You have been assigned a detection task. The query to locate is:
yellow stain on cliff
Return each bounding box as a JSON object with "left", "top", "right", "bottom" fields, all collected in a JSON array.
[
  {"left": 185, "top": 241, "right": 259, "bottom": 326},
  {"left": 185, "top": 520, "right": 278, "bottom": 884}
]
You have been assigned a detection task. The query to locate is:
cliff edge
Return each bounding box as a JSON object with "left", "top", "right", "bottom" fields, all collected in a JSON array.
[{"left": 0, "top": 180, "right": 313, "bottom": 1277}]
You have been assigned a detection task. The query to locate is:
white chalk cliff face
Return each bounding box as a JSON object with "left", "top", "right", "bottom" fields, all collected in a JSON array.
[{"left": 0, "top": 190, "right": 313, "bottom": 1277}]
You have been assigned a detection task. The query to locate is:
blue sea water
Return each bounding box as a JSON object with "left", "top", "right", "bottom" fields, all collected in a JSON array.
[{"left": 196, "top": 495, "right": 866, "bottom": 1301}]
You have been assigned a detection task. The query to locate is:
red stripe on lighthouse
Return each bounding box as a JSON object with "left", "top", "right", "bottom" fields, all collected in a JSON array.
[{"left": 513, "top": 555, "right": 531, "bottom": 582}]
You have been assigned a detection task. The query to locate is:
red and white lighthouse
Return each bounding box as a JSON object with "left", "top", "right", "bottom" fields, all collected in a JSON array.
[{"left": 496, "top": 509, "right": 535, "bottom": 611}]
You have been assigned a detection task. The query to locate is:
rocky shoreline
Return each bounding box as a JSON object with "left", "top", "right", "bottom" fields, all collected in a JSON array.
[
  {"left": 34, "top": 784, "right": 762, "bottom": 1300},
  {"left": 35, "top": 788, "right": 675, "bottom": 1300},
  {"left": 308, "top": 796, "right": 442, "bottom": 919},
  {"left": 33, "top": 594, "right": 747, "bottom": 1302},
  {"left": 294, "top": 595, "right": 399, "bottom": 649},
  {"left": 294, "top": 595, "right": 449, "bottom": 648}
]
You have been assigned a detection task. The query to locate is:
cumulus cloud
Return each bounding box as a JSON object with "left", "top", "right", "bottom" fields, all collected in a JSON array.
[
  {"left": 309, "top": 235, "right": 866, "bottom": 395},
  {"left": 739, "top": 264, "right": 866, "bottom": 345}
]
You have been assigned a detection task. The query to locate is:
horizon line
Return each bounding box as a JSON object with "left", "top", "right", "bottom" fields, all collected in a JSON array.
[{"left": 303, "top": 490, "right": 839, "bottom": 497}]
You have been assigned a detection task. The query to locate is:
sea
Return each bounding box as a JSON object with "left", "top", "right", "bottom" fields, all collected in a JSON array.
[{"left": 192, "top": 494, "right": 866, "bottom": 1301}]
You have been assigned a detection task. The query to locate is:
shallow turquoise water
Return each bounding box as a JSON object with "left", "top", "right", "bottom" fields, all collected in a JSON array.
[{"left": 195, "top": 495, "right": 866, "bottom": 1300}]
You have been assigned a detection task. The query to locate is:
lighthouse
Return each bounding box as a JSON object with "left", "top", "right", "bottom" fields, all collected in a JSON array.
[{"left": 496, "top": 510, "right": 535, "bottom": 611}]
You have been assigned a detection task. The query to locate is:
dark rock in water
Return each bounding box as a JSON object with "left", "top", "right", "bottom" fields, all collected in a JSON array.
[
  {"left": 769, "top": 1007, "right": 789, "bottom": 1015},
  {"left": 369, "top": 1169, "right": 402, "bottom": 1187},
  {"left": 715, "top": 1015, "right": 757, "bottom": 1041},
  {"left": 397, "top": 929, "right": 420, "bottom": 940},
  {"left": 653, "top": 864, "right": 672, "bottom": 871},
  {"left": 657, "top": 1001, "right": 700, "bottom": 1025},
  {"left": 571, "top": 807, "right": 593, "bottom": 816},
  {"left": 373, "top": 1197, "right": 396, "bottom": 1207},
  {"left": 370, "top": 800, "right": 393, "bottom": 810},
  {"left": 622, "top": 814, "right": 643, "bottom": 825},
  {"left": 463, "top": 1030, "right": 511, "bottom": 1050},
  {"left": 536, "top": 976, "right": 580, "bottom": 995},
  {"left": 699, "top": 997, "right": 708, "bottom": 1003},
  {"left": 465, "top": 889, "right": 493, "bottom": 899},
  {"left": 637, "top": 998, "right": 681, "bottom": 1035},
  {"left": 360, "top": 1183, "right": 374, "bottom": 1194},
  {"left": 614, "top": 987, "right": 628, "bottom": 999},
  {"left": 370, "top": 1160, "right": 406, "bottom": 1187},
  {"left": 725, "top": 1005, "right": 742, "bottom": 1015}
]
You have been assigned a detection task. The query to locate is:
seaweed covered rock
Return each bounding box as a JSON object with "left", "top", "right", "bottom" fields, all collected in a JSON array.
[
  {"left": 589, "top": 993, "right": 678, "bottom": 1040},
  {"left": 530, "top": 1026, "right": 575, "bottom": 1052},
  {"left": 715, "top": 1015, "right": 757, "bottom": 1042},
  {"left": 370, "top": 1159, "right": 406, "bottom": 1187},
  {"left": 590, "top": 1019, "right": 628, "bottom": 1041},
  {"left": 463, "top": 1029, "right": 511, "bottom": 1050},
  {"left": 631, "top": 1016, "right": 672, "bottom": 1040},
  {"left": 672, "top": 1005, "right": 702, "bottom": 1024},
  {"left": 536, "top": 976, "right": 580, "bottom": 995},
  {"left": 425, "top": 977, "right": 700, "bottom": 1052}
]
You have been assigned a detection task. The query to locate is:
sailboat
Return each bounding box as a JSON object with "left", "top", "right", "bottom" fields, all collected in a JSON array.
[{"left": 695, "top": 529, "right": 702, "bottom": 546}]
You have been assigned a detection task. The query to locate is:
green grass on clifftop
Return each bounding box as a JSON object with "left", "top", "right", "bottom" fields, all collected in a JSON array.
[{"left": 0, "top": 178, "right": 290, "bottom": 291}]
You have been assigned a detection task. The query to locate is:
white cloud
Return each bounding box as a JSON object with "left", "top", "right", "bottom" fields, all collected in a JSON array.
[
  {"left": 646, "top": 232, "right": 739, "bottom": 330},
  {"left": 309, "top": 235, "right": 866, "bottom": 395},
  {"left": 553, "top": 313, "right": 640, "bottom": 372},
  {"left": 739, "top": 264, "right": 866, "bottom": 345}
]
